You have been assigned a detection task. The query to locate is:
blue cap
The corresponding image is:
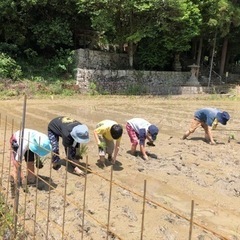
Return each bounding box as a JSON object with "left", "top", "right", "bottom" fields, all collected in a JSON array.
[
  {"left": 216, "top": 111, "right": 230, "bottom": 125},
  {"left": 29, "top": 132, "right": 52, "bottom": 157},
  {"left": 148, "top": 125, "right": 159, "bottom": 141},
  {"left": 70, "top": 124, "right": 90, "bottom": 144}
]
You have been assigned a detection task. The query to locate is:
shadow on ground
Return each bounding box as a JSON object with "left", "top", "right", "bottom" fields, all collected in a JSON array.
[{"left": 35, "top": 175, "right": 57, "bottom": 191}]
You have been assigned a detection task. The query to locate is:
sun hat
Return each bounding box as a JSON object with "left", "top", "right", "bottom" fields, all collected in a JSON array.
[
  {"left": 29, "top": 132, "right": 52, "bottom": 157},
  {"left": 148, "top": 125, "right": 159, "bottom": 141},
  {"left": 70, "top": 124, "right": 90, "bottom": 144},
  {"left": 216, "top": 111, "right": 230, "bottom": 125}
]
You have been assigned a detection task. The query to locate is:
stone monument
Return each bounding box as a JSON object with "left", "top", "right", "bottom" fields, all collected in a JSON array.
[
  {"left": 173, "top": 54, "right": 182, "bottom": 71},
  {"left": 185, "top": 64, "right": 201, "bottom": 86}
]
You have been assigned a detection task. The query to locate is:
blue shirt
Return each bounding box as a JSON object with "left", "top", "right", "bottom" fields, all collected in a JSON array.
[{"left": 194, "top": 108, "right": 220, "bottom": 126}]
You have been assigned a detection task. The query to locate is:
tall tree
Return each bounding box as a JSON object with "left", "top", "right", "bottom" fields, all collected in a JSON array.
[{"left": 77, "top": 0, "right": 201, "bottom": 70}]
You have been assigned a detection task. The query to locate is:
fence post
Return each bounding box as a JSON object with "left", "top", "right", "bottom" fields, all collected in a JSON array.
[
  {"left": 14, "top": 94, "right": 27, "bottom": 237},
  {"left": 188, "top": 200, "right": 194, "bottom": 240},
  {"left": 106, "top": 165, "right": 113, "bottom": 239},
  {"left": 0, "top": 116, "right": 7, "bottom": 188},
  {"left": 81, "top": 155, "right": 88, "bottom": 239},
  {"left": 140, "top": 180, "right": 147, "bottom": 240}
]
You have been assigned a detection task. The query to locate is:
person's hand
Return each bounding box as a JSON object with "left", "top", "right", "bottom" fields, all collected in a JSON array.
[{"left": 210, "top": 141, "right": 216, "bottom": 145}]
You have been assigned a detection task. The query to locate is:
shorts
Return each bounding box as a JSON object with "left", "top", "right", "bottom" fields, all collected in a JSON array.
[
  {"left": 189, "top": 118, "right": 208, "bottom": 133},
  {"left": 98, "top": 136, "right": 114, "bottom": 155},
  {"left": 126, "top": 123, "right": 139, "bottom": 146}
]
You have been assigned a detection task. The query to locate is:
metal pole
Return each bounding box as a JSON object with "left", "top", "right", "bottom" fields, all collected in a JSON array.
[
  {"left": 14, "top": 94, "right": 27, "bottom": 237},
  {"left": 6, "top": 119, "right": 14, "bottom": 204},
  {"left": 106, "top": 165, "right": 113, "bottom": 239},
  {"left": 188, "top": 200, "right": 194, "bottom": 240},
  {"left": 33, "top": 135, "right": 42, "bottom": 239},
  {"left": 46, "top": 151, "right": 53, "bottom": 240},
  {"left": 140, "top": 180, "right": 147, "bottom": 240},
  {"left": 81, "top": 156, "right": 88, "bottom": 239},
  {"left": 62, "top": 151, "right": 69, "bottom": 240},
  {"left": 0, "top": 116, "right": 7, "bottom": 188}
]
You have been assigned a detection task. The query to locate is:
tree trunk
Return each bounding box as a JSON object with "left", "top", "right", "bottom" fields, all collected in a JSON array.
[
  {"left": 196, "top": 37, "right": 203, "bottom": 77},
  {"left": 129, "top": 42, "right": 134, "bottom": 68},
  {"left": 220, "top": 37, "right": 228, "bottom": 76},
  {"left": 129, "top": 9, "right": 134, "bottom": 68}
]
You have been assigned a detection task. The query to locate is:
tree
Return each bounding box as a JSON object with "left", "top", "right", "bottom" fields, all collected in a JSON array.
[
  {"left": 192, "top": 0, "right": 240, "bottom": 77},
  {"left": 77, "top": 0, "right": 201, "bottom": 70}
]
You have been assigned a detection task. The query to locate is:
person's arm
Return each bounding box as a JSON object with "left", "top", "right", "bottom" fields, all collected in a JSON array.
[
  {"left": 140, "top": 144, "right": 148, "bottom": 160},
  {"left": 93, "top": 129, "right": 101, "bottom": 145},
  {"left": 206, "top": 126, "right": 216, "bottom": 144}
]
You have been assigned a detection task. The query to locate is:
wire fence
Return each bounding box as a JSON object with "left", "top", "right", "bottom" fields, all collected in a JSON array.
[{"left": 0, "top": 97, "right": 232, "bottom": 240}]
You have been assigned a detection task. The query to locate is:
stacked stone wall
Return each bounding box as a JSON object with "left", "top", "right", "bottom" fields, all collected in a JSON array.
[{"left": 76, "top": 49, "right": 239, "bottom": 95}]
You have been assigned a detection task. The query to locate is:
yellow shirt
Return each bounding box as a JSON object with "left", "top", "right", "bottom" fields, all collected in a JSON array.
[{"left": 95, "top": 120, "right": 121, "bottom": 143}]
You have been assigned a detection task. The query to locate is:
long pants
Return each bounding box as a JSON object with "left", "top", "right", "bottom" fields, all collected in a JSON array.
[{"left": 48, "top": 130, "right": 78, "bottom": 168}]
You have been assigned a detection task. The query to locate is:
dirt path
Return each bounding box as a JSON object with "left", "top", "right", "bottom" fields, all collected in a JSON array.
[{"left": 0, "top": 95, "right": 239, "bottom": 240}]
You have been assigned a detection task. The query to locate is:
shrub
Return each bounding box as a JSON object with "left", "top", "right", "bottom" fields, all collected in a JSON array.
[{"left": 0, "top": 53, "right": 22, "bottom": 80}]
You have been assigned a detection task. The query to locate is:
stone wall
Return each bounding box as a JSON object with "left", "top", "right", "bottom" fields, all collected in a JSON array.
[
  {"left": 76, "top": 49, "right": 213, "bottom": 95},
  {"left": 76, "top": 68, "right": 199, "bottom": 95},
  {"left": 76, "top": 48, "right": 129, "bottom": 70}
]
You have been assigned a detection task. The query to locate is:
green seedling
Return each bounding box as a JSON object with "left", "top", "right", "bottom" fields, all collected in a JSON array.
[
  {"left": 98, "top": 142, "right": 106, "bottom": 150},
  {"left": 228, "top": 133, "right": 235, "bottom": 143},
  {"left": 77, "top": 144, "right": 88, "bottom": 157}
]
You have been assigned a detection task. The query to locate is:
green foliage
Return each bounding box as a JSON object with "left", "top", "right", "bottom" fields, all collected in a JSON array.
[
  {"left": 0, "top": 79, "right": 79, "bottom": 99},
  {"left": 46, "top": 49, "right": 76, "bottom": 77},
  {"left": 30, "top": 18, "right": 73, "bottom": 49},
  {"left": 98, "top": 142, "right": 106, "bottom": 150},
  {"left": 0, "top": 194, "right": 26, "bottom": 238},
  {"left": 0, "top": 43, "right": 19, "bottom": 55},
  {"left": 20, "top": 48, "right": 76, "bottom": 80},
  {"left": 0, "top": 195, "right": 13, "bottom": 237},
  {"left": 77, "top": 144, "right": 88, "bottom": 156},
  {"left": 136, "top": 37, "right": 172, "bottom": 70},
  {"left": 124, "top": 83, "right": 147, "bottom": 95},
  {"left": 1, "top": 0, "right": 240, "bottom": 73},
  {"left": 88, "top": 82, "right": 98, "bottom": 95},
  {"left": 48, "top": 80, "right": 76, "bottom": 95},
  {"left": 0, "top": 53, "right": 23, "bottom": 80}
]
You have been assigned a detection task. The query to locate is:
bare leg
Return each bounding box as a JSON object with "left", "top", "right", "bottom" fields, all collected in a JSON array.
[
  {"left": 26, "top": 162, "right": 36, "bottom": 183},
  {"left": 131, "top": 145, "right": 137, "bottom": 155},
  {"left": 183, "top": 119, "right": 201, "bottom": 140}
]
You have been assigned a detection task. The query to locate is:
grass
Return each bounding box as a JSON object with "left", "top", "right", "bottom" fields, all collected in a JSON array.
[
  {"left": 0, "top": 79, "right": 80, "bottom": 100},
  {"left": 0, "top": 194, "right": 13, "bottom": 238},
  {"left": 0, "top": 194, "right": 26, "bottom": 239}
]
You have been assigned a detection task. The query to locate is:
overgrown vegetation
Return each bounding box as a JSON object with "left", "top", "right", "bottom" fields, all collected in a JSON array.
[
  {"left": 0, "top": 53, "right": 22, "bottom": 80},
  {"left": 0, "top": 80, "right": 80, "bottom": 100},
  {"left": 0, "top": 194, "right": 14, "bottom": 238},
  {"left": 0, "top": 0, "right": 240, "bottom": 81}
]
